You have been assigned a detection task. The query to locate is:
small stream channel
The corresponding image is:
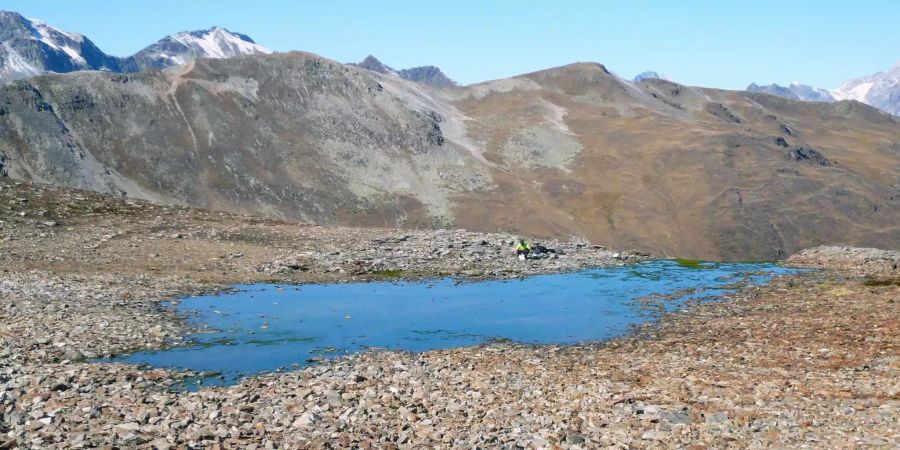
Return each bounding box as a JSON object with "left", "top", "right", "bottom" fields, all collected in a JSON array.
[{"left": 109, "top": 260, "right": 799, "bottom": 388}]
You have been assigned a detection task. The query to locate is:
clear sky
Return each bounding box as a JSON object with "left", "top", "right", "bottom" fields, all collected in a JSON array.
[{"left": 2, "top": 0, "right": 898, "bottom": 89}]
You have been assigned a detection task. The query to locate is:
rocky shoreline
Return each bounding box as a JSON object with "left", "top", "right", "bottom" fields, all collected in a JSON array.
[{"left": 2, "top": 181, "right": 899, "bottom": 448}]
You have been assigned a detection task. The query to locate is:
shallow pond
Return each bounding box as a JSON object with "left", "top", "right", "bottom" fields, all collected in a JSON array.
[{"left": 112, "top": 260, "right": 798, "bottom": 387}]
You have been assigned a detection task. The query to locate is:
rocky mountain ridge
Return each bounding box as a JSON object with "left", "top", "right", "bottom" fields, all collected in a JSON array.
[
  {"left": 350, "top": 55, "right": 456, "bottom": 86},
  {"left": 0, "top": 52, "right": 897, "bottom": 260},
  {"left": 747, "top": 82, "right": 835, "bottom": 102}
]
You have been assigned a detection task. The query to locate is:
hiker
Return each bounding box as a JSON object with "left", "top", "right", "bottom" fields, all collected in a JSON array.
[{"left": 515, "top": 239, "right": 532, "bottom": 259}]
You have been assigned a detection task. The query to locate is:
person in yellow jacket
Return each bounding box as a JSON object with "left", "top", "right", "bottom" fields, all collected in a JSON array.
[{"left": 515, "top": 239, "right": 532, "bottom": 259}]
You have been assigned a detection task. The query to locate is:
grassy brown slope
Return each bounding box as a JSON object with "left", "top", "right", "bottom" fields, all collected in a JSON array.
[{"left": 451, "top": 64, "right": 900, "bottom": 260}]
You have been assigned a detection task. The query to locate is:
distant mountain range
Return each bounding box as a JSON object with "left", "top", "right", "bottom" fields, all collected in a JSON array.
[
  {"left": 0, "top": 11, "right": 269, "bottom": 81},
  {"left": 0, "top": 10, "right": 897, "bottom": 260},
  {"left": 747, "top": 61, "right": 900, "bottom": 116},
  {"left": 5, "top": 8, "right": 894, "bottom": 111},
  {"left": 746, "top": 82, "right": 835, "bottom": 102},
  {"left": 350, "top": 55, "right": 456, "bottom": 87},
  {"left": 0, "top": 11, "right": 456, "bottom": 88},
  {"left": 831, "top": 62, "right": 900, "bottom": 115}
]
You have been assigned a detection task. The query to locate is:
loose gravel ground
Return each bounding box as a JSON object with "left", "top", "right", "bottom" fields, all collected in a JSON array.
[{"left": 1, "top": 180, "right": 898, "bottom": 449}]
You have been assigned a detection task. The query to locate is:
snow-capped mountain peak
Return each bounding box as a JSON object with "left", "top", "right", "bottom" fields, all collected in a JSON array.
[
  {"left": 0, "top": 10, "right": 127, "bottom": 81},
  {"left": 132, "top": 26, "right": 271, "bottom": 69},
  {"left": 829, "top": 60, "right": 900, "bottom": 115},
  {"left": 1, "top": 10, "right": 274, "bottom": 81},
  {"left": 169, "top": 26, "right": 270, "bottom": 59}
]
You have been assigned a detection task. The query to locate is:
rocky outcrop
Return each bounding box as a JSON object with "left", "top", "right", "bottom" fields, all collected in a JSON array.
[
  {"left": 787, "top": 146, "right": 833, "bottom": 166},
  {"left": 397, "top": 65, "right": 456, "bottom": 86},
  {"left": 351, "top": 55, "right": 456, "bottom": 86},
  {"left": 352, "top": 55, "right": 394, "bottom": 75}
]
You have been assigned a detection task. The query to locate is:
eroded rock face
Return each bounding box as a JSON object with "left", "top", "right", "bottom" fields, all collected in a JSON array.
[{"left": 0, "top": 53, "right": 898, "bottom": 260}]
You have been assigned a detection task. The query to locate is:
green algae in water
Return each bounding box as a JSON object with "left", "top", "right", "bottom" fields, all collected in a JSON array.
[
  {"left": 674, "top": 258, "right": 709, "bottom": 269},
  {"left": 372, "top": 269, "right": 404, "bottom": 278}
]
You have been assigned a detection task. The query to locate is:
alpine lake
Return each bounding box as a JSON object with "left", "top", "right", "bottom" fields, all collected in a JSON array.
[{"left": 107, "top": 260, "right": 800, "bottom": 389}]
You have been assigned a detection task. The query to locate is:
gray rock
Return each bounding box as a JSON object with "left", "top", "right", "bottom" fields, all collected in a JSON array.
[
  {"left": 705, "top": 412, "right": 729, "bottom": 424},
  {"left": 324, "top": 389, "right": 342, "bottom": 406},
  {"left": 565, "top": 432, "right": 586, "bottom": 444},
  {"left": 661, "top": 410, "right": 692, "bottom": 424}
]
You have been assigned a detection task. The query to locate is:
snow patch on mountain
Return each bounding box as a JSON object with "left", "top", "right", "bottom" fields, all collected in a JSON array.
[
  {"left": 30, "top": 19, "right": 87, "bottom": 64},
  {"left": 29, "top": 18, "right": 84, "bottom": 43},
  {"left": 0, "top": 42, "right": 40, "bottom": 79},
  {"left": 832, "top": 81, "right": 874, "bottom": 102}
]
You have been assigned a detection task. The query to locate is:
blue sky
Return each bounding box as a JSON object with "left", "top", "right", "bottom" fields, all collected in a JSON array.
[{"left": 3, "top": 0, "right": 898, "bottom": 89}]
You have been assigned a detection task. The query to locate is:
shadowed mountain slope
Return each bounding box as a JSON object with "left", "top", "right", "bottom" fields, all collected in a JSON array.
[{"left": 0, "top": 53, "right": 897, "bottom": 260}]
